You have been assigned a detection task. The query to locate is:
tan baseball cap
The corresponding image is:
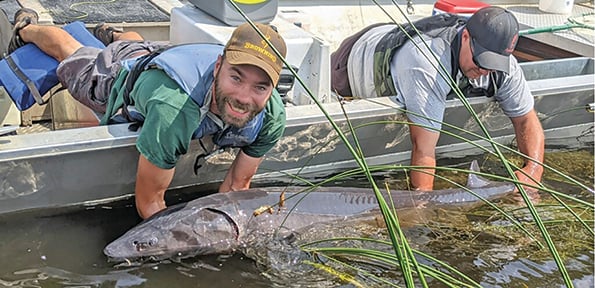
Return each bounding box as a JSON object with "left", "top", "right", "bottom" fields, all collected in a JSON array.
[{"left": 224, "top": 22, "right": 287, "bottom": 85}]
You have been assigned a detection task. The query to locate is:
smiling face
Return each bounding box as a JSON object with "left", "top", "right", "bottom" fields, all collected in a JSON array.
[
  {"left": 459, "top": 29, "right": 493, "bottom": 80},
  {"left": 211, "top": 54, "right": 273, "bottom": 128}
]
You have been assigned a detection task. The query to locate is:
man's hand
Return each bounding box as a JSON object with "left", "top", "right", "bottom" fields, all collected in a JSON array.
[
  {"left": 135, "top": 155, "right": 175, "bottom": 219},
  {"left": 220, "top": 151, "right": 263, "bottom": 193},
  {"left": 510, "top": 110, "right": 545, "bottom": 204},
  {"left": 512, "top": 165, "right": 543, "bottom": 203},
  {"left": 408, "top": 124, "right": 440, "bottom": 190}
]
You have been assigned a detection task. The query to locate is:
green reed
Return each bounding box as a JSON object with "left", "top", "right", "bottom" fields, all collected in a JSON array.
[{"left": 228, "top": 0, "right": 594, "bottom": 286}]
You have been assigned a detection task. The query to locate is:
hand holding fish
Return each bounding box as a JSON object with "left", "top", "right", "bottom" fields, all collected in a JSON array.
[{"left": 512, "top": 166, "right": 542, "bottom": 203}]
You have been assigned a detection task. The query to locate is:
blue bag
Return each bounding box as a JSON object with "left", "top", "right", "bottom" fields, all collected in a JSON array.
[{"left": 0, "top": 21, "right": 105, "bottom": 111}]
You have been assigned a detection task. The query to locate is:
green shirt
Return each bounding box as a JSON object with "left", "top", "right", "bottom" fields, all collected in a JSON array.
[{"left": 101, "top": 68, "right": 286, "bottom": 169}]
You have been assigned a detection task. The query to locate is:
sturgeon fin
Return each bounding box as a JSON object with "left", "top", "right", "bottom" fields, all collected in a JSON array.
[{"left": 465, "top": 160, "right": 493, "bottom": 188}]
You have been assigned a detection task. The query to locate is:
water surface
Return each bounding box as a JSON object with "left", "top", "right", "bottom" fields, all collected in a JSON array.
[{"left": 0, "top": 147, "right": 592, "bottom": 287}]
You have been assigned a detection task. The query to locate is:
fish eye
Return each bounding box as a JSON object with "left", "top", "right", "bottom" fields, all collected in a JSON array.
[{"left": 133, "top": 237, "right": 158, "bottom": 252}]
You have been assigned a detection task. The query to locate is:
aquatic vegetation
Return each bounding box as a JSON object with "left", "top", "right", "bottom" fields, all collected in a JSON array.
[{"left": 259, "top": 0, "right": 595, "bottom": 286}]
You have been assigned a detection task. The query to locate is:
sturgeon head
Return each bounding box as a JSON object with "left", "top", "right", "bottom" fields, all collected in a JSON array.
[{"left": 104, "top": 201, "right": 241, "bottom": 262}]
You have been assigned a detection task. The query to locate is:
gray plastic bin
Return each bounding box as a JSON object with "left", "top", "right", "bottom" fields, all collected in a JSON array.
[{"left": 189, "top": 0, "right": 278, "bottom": 26}]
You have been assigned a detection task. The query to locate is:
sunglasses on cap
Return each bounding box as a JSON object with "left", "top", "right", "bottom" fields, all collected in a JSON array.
[{"left": 469, "top": 37, "right": 492, "bottom": 71}]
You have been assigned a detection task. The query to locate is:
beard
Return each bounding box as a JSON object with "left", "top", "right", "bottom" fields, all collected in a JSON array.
[{"left": 214, "top": 78, "right": 263, "bottom": 128}]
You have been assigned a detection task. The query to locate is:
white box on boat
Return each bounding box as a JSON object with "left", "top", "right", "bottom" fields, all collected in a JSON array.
[
  {"left": 539, "top": 0, "right": 574, "bottom": 14},
  {"left": 188, "top": 0, "right": 278, "bottom": 26},
  {"left": 0, "top": 86, "right": 20, "bottom": 126},
  {"left": 170, "top": 5, "right": 331, "bottom": 105}
]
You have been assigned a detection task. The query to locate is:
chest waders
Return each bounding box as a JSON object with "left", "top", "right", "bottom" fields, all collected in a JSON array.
[
  {"left": 118, "top": 44, "right": 267, "bottom": 174},
  {"left": 373, "top": 13, "right": 504, "bottom": 98}
]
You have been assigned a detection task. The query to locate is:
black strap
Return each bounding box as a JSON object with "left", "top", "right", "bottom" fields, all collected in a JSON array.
[
  {"left": 120, "top": 47, "right": 169, "bottom": 122},
  {"left": 6, "top": 54, "right": 49, "bottom": 106}
]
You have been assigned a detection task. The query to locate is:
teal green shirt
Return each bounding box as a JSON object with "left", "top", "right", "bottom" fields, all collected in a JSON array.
[{"left": 101, "top": 69, "right": 286, "bottom": 169}]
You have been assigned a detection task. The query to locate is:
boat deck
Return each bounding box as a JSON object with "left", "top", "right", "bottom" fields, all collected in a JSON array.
[{"left": 2, "top": 0, "right": 594, "bottom": 135}]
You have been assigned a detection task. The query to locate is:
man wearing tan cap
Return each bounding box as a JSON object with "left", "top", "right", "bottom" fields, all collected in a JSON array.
[{"left": 9, "top": 8, "right": 287, "bottom": 219}]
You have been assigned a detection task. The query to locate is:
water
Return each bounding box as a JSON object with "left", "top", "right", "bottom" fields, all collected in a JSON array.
[
  {"left": 0, "top": 202, "right": 271, "bottom": 287},
  {"left": 0, "top": 147, "right": 592, "bottom": 287}
]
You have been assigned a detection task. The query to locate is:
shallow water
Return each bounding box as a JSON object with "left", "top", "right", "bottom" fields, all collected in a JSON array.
[{"left": 0, "top": 146, "right": 592, "bottom": 288}]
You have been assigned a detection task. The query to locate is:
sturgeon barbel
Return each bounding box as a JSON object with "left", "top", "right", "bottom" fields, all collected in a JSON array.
[{"left": 104, "top": 160, "right": 514, "bottom": 261}]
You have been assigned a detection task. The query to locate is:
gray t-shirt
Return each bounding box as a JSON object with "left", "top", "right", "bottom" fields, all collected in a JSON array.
[
  {"left": 348, "top": 24, "right": 533, "bottom": 131},
  {"left": 388, "top": 32, "right": 534, "bottom": 130}
]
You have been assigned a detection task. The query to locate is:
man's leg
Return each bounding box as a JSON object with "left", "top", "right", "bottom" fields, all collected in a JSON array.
[
  {"left": 114, "top": 30, "right": 144, "bottom": 42},
  {"left": 18, "top": 24, "right": 82, "bottom": 62},
  {"left": 10, "top": 8, "right": 82, "bottom": 62},
  {"left": 93, "top": 23, "right": 144, "bottom": 45},
  {"left": 19, "top": 24, "right": 145, "bottom": 62}
]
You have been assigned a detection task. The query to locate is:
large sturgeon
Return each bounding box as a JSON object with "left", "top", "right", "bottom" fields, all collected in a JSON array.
[{"left": 104, "top": 160, "right": 514, "bottom": 261}]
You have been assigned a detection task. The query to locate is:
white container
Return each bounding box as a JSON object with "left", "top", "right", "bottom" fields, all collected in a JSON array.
[{"left": 539, "top": 0, "right": 574, "bottom": 14}]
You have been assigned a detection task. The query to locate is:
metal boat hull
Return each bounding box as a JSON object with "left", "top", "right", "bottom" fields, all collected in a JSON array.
[{"left": 0, "top": 56, "right": 593, "bottom": 215}]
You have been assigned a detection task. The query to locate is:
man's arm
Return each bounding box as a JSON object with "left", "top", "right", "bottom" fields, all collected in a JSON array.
[
  {"left": 219, "top": 150, "right": 263, "bottom": 192},
  {"left": 510, "top": 109, "right": 545, "bottom": 191},
  {"left": 408, "top": 124, "right": 441, "bottom": 190},
  {"left": 135, "top": 154, "right": 175, "bottom": 219}
]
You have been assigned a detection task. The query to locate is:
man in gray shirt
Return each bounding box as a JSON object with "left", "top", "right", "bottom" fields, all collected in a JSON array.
[{"left": 331, "top": 7, "right": 544, "bottom": 198}]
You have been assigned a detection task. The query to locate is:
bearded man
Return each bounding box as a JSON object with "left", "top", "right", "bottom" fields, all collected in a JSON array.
[{"left": 8, "top": 8, "right": 287, "bottom": 218}]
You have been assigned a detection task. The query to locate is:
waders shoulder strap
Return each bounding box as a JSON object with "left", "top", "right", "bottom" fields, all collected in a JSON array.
[{"left": 120, "top": 46, "right": 170, "bottom": 128}]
